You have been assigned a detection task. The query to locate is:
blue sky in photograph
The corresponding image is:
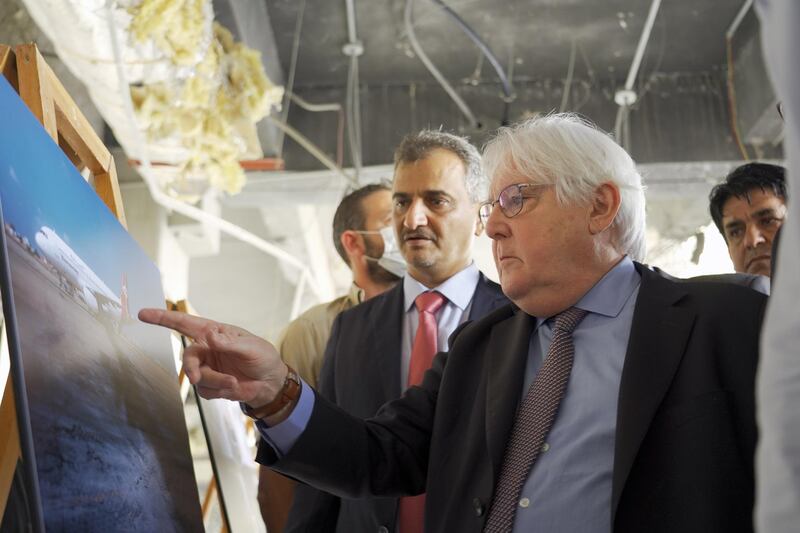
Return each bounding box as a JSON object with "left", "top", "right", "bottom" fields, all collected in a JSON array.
[{"left": 0, "top": 76, "right": 166, "bottom": 333}]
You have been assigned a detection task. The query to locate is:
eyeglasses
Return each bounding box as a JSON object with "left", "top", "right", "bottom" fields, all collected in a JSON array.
[{"left": 479, "top": 183, "right": 549, "bottom": 224}]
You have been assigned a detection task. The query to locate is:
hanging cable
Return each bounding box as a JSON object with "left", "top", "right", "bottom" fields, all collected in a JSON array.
[
  {"left": 346, "top": 54, "right": 363, "bottom": 179},
  {"left": 265, "top": 116, "right": 357, "bottom": 187},
  {"left": 345, "top": 56, "right": 360, "bottom": 178},
  {"left": 286, "top": 91, "right": 345, "bottom": 167},
  {"left": 404, "top": 0, "right": 479, "bottom": 129},
  {"left": 428, "top": 0, "right": 515, "bottom": 123},
  {"left": 343, "top": 0, "right": 364, "bottom": 181},
  {"left": 276, "top": 0, "right": 307, "bottom": 158},
  {"left": 559, "top": 39, "right": 577, "bottom": 113},
  {"left": 623, "top": 0, "right": 662, "bottom": 93},
  {"left": 351, "top": 57, "right": 363, "bottom": 175},
  {"left": 724, "top": 0, "right": 754, "bottom": 160},
  {"left": 287, "top": 92, "right": 341, "bottom": 113},
  {"left": 614, "top": 0, "right": 662, "bottom": 145}
]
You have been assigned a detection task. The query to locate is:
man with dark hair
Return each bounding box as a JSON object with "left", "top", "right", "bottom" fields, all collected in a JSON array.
[
  {"left": 332, "top": 182, "right": 405, "bottom": 289},
  {"left": 283, "top": 129, "right": 507, "bottom": 533},
  {"left": 709, "top": 162, "right": 787, "bottom": 277},
  {"left": 257, "top": 182, "right": 399, "bottom": 532}
]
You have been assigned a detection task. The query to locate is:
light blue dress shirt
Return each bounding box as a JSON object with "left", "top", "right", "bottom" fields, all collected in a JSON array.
[
  {"left": 512, "top": 257, "right": 640, "bottom": 533},
  {"left": 259, "top": 262, "right": 480, "bottom": 455}
]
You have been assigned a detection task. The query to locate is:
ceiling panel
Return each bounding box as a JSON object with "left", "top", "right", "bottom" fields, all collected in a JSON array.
[{"left": 266, "top": 0, "right": 748, "bottom": 88}]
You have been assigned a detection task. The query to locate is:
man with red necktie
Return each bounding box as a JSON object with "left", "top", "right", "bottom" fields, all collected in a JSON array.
[{"left": 283, "top": 130, "right": 508, "bottom": 533}]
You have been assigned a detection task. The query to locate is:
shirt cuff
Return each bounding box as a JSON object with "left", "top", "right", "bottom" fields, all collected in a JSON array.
[{"left": 255, "top": 379, "right": 315, "bottom": 457}]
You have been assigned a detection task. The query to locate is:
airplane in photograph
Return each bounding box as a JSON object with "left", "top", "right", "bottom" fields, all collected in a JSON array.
[{"left": 34, "top": 226, "right": 130, "bottom": 327}]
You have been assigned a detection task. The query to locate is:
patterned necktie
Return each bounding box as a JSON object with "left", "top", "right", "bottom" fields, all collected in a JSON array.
[
  {"left": 483, "top": 307, "right": 589, "bottom": 533},
  {"left": 399, "top": 290, "right": 447, "bottom": 533}
]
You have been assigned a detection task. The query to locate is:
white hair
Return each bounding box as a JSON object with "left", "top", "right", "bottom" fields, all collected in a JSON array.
[{"left": 482, "top": 113, "right": 647, "bottom": 261}]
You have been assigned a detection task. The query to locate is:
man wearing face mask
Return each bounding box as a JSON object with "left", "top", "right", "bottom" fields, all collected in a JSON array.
[
  {"left": 284, "top": 130, "right": 508, "bottom": 533},
  {"left": 257, "top": 182, "right": 400, "bottom": 533}
]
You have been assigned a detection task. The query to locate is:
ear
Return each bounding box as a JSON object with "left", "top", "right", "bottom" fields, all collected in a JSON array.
[
  {"left": 340, "top": 230, "right": 364, "bottom": 260},
  {"left": 588, "top": 182, "right": 621, "bottom": 235}
]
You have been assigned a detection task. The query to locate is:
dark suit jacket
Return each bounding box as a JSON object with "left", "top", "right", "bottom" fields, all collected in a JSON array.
[
  {"left": 285, "top": 273, "right": 508, "bottom": 532},
  {"left": 652, "top": 267, "right": 770, "bottom": 295},
  {"left": 263, "top": 264, "right": 766, "bottom": 533},
  {"left": 688, "top": 273, "right": 769, "bottom": 294}
]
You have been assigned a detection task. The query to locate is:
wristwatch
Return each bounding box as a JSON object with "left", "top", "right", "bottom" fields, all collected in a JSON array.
[{"left": 242, "top": 366, "right": 301, "bottom": 420}]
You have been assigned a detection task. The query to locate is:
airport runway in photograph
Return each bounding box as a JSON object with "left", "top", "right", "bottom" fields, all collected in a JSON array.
[{"left": 6, "top": 236, "right": 203, "bottom": 532}]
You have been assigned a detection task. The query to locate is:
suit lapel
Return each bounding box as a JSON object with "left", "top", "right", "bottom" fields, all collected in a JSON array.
[
  {"left": 468, "top": 274, "right": 507, "bottom": 320},
  {"left": 367, "top": 282, "right": 405, "bottom": 401},
  {"left": 485, "top": 307, "right": 535, "bottom": 482},
  {"left": 611, "top": 265, "right": 696, "bottom": 520}
]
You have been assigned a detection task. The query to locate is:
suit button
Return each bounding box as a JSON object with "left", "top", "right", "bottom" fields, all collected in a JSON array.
[
  {"left": 473, "top": 497, "right": 485, "bottom": 516},
  {"left": 377, "top": 527, "right": 389, "bottom": 533}
]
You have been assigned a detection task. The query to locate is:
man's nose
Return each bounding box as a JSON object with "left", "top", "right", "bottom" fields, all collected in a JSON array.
[
  {"left": 404, "top": 199, "right": 428, "bottom": 229},
  {"left": 744, "top": 224, "right": 766, "bottom": 249},
  {"left": 484, "top": 204, "right": 508, "bottom": 240}
]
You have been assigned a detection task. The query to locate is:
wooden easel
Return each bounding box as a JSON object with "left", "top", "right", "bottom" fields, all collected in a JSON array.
[{"left": 0, "top": 43, "right": 126, "bottom": 523}]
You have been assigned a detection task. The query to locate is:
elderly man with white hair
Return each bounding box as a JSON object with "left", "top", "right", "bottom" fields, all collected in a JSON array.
[{"left": 141, "top": 114, "right": 766, "bottom": 533}]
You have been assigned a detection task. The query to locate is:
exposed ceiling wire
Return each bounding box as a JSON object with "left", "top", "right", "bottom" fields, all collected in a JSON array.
[
  {"left": 346, "top": 54, "right": 363, "bottom": 179},
  {"left": 428, "top": 0, "right": 515, "bottom": 124},
  {"left": 287, "top": 92, "right": 341, "bottom": 113},
  {"left": 266, "top": 115, "right": 356, "bottom": 187},
  {"left": 276, "top": 0, "right": 306, "bottom": 158},
  {"left": 632, "top": 11, "right": 666, "bottom": 106},
  {"left": 622, "top": 0, "right": 662, "bottom": 93},
  {"left": 464, "top": 50, "right": 484, "bottom": 85},
  {"left": 404, "top": 0, "right": 479, "bottom": 129},
  {"left": 287, "top": 91, "right": 345, "bottom": 167},
  {"left": 571, "top": 41, "right": 596, "bottom": 113},
  {"left": 344, "top": 0, "right": 364, "bottom": 181},
  {"left": 505, "top": 38, "right": 516, "bottom": 89},
  {"left": 724, "top": 0, "right": 754, "bottom": 160},
  {"left": 614, "top": 0, "right": 662, "bottom": 148},
  {"left": 559, "top": 38, "right": 577, "bottom": 113}
]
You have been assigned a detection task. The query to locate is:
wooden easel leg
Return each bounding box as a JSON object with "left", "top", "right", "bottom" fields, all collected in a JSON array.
[
  {"left": 0, "top": 375, "right": 21, "bottom": 520},
  {"left": 14, "top": 44, "right": 57, "bottom": 142}
]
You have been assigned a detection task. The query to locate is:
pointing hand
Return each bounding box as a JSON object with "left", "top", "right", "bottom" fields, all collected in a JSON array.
[{"left": 138, "top": 308, "right": 287, "bottom": 407}]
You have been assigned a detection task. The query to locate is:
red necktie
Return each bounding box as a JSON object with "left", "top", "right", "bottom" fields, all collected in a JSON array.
[{"left": 399, "top": 290, "right": 446, "bottom": 533}]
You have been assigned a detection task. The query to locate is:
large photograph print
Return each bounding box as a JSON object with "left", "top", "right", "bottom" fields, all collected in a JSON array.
[{"left": 0, "top": 76, "right": 204, "bottom": 531}]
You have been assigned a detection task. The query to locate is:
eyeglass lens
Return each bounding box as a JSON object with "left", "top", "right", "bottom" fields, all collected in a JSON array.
[
  {"left": 479, "top": 184, "right": 526, "bottom": 222},
  {"left": 499, "top": 185, "right": 524, "bottom": 217}
]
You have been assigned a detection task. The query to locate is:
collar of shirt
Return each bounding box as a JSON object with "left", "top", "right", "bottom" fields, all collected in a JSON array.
[
  {"left": 403, "top": 262, "right": 480, "bottom": 312},
  {"left": 535, "top": 256, "right": 640, "bottom": 328},
  {"left": 347, "top": 282, "right": 365, "bottom": 306}
]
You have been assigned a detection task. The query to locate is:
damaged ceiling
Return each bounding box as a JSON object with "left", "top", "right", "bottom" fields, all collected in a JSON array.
[{"left": 263, "top": 0, "right": 781, "bottom": 170}]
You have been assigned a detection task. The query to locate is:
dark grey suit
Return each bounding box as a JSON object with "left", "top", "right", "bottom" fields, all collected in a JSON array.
[{"left": 264, "top": 264, "right": 765, "bottom": 533}]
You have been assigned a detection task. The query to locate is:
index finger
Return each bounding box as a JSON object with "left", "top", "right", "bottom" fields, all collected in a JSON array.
[{"left": 138, "top": 308, "right": 216, "bottom": 339}]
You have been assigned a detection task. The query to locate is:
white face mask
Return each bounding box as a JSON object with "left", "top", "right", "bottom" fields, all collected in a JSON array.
[{"left": 356, "top": 226, "right": 407, "bottom": 278}]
